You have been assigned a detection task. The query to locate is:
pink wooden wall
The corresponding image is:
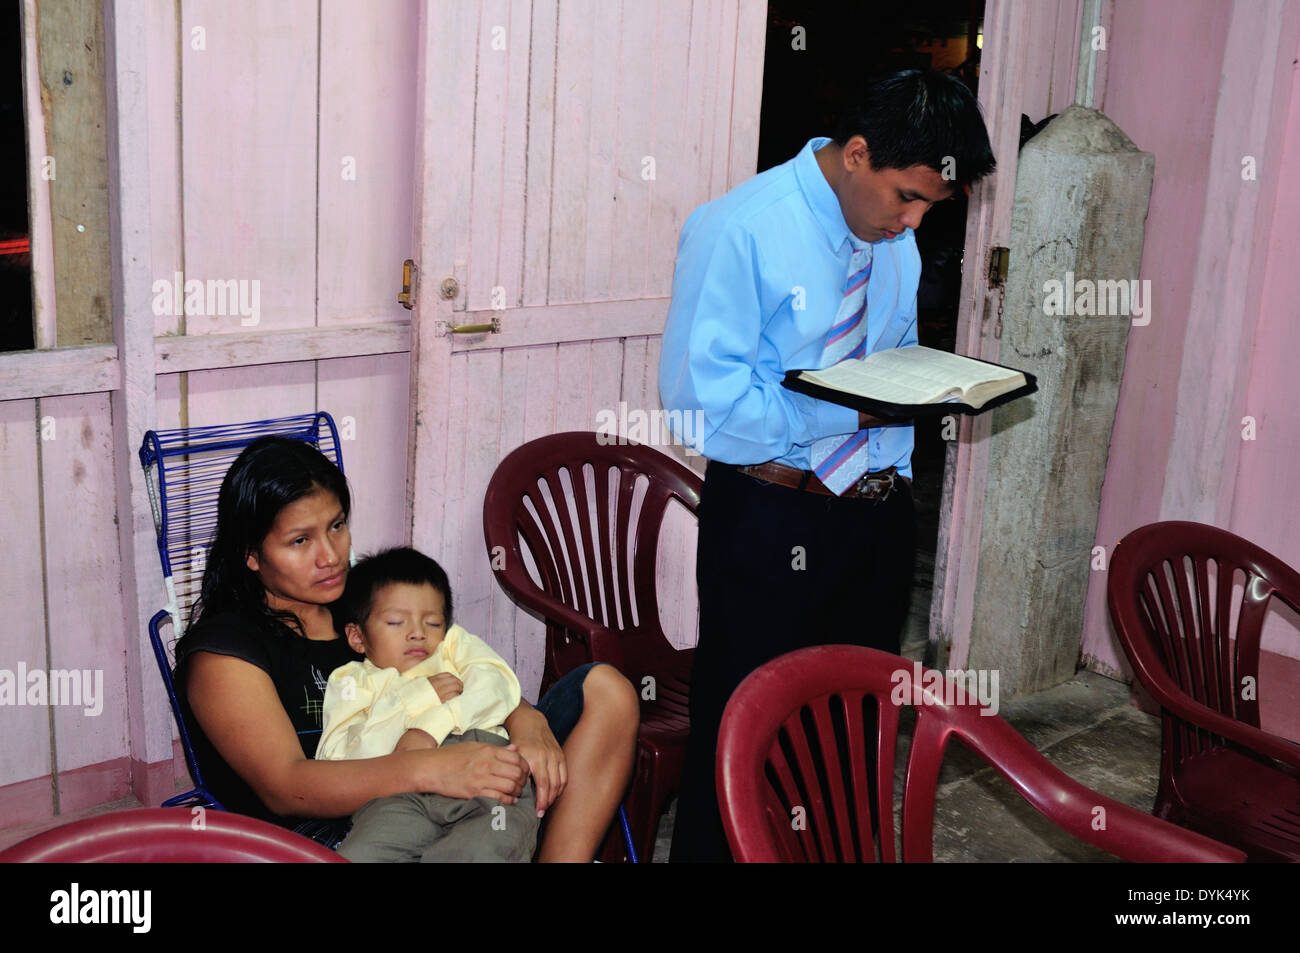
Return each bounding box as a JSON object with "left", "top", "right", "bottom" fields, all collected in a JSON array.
[
  {"left": 407, "top": 0, "right": 765, "bottom": 698},
  {"left": 0, "top": 0, "right": 765, "bottom": 834},
  {"left": 1080, "top": 0, "right": 1300, "bottom": 740},
  {"left": 1, "top": 0, "right": 420, "bottom": 827},
  {"left": 168, "top": 0, "right": 415, "bottom": 556}
]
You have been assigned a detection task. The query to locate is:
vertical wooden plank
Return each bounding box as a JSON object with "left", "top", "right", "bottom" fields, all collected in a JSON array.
[
  {"left": 1053, "top": 0, "right": 1084, "bottom": 113},
  {"left": 581, "top": 2, "right": 622, "bottom": 302},
  {"left": 0, "top": 401, "right": 53, "bottom": 815},
  {"left": 521, "top": 345, "right": 559, "bottom": 442},
  {"left": 707, "top": 0, "right": 740, "bottom": 199},
  {"left": 155, "top": 373, "right": 183, "bottom": 430},
  {"left": 500, "top": 0, "right": 533, "bottom": 311},
  {"left": 589, "top": 339, "right": 623, "bottom": 423},
  {"left": 684, "top": 0, "right": 723, "bottom": 208},
  {"left": 433, "top": 349, "right": 472, "bottom": 570},
  {"left": 467, "top": 0, "right": 510, "bottom": 311},
  {"left": 317, "top": 0, "right": 420, "bottom": 326},
  {"left": 608, "top": 0, "right": 657, "bottom": 301},
  {"left": 409, "top": 0, "right": 480, "bottom": 563},
  {"left": 431, "top": 351, "right": 471, "bottom": 573},
  {"left": 492, "top": 347, "right": 530, "bottom": 669},
  {"left": 497, "top": 349, "right": 530, "bottom": 460},
  {"left": 645, "top": 0, "right": 692, "bottom": 297},
  {"left": 40, "top": 393, "right": 129, "bottom": 810},
  {"left": 107, "top": 0, "right": 175, "bottom": 807},
  {"left": 547, "top": 0, "right": 595, "bottom": 303},
  {"left": 146, "top": 0, "right": 182, "bottom": 338},
  {"left": 553, "top": 340, "right": 594, "bottom": 431},
  {"left": 22, "top": 0, "right": 57, "bottom": 348},
  {"left": 466, "top": 0, "right": 532, "bottom": 313},
  {"left": 36, "top": 0, "right": 114, "bottom": 346},
  {"left": 728, "top": 0, "right": 766, "bottom": 187},
  {"left": 451, "top": 351, "right": 505, "bottom": 654},
  {"left": 505, "top": 343, "right": 560, "bottom": 696},
  {"left": 180, "top": 0, "right": 318, "bottom": 334},
  {"left": 317, "top": 354, "right": 411, "bottom": 555},
  {"left": 620, "top": 336, "right": 650, "bottom": 414},
  {"left": 521, "top": 0, "right": 558, "bottom": 308}
]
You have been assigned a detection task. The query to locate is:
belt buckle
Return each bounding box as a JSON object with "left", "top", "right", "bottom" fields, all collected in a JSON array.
[{"left": 854, "top": 469, "right": 894, "bottom": 500}]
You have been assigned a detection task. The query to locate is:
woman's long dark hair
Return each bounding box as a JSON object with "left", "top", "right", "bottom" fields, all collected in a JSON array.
[{"left": 186, "top": 436, "right": 351, "bottom": 640}]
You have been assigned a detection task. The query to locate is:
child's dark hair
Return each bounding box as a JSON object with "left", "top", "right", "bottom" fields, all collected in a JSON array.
[
  {"left": 335, "top": 547, "right": 454, "bottom": 629},
  {"left": 834, "top": 69, "right": 996, "bottom": 188}
]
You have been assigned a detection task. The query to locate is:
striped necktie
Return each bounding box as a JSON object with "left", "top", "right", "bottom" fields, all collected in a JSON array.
[{"left": 809, "top": 240, "right": 875, "bottom": 495}]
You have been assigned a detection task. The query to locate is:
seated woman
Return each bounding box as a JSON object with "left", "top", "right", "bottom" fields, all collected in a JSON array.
[{"left": 174, "top": 436, "right": 639, "bottom": 861}]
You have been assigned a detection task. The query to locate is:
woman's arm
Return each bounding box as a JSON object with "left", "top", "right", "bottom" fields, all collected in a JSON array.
[
  {"left": 504, "top": 697, "right": 567, "bottom": 814},
  {"left": 186, "top": 652, "right": 528, "bottom": 818}
]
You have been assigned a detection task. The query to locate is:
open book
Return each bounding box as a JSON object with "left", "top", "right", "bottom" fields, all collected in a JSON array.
[{"left": 783, "top": 345, "right": 1037, "bottom": 417}]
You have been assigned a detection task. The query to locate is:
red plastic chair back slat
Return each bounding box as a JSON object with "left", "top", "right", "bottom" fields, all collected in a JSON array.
[
  {"left": 483, "top": 432, "right": 701, "bottom": 691},
  {"left": 717, "top": 646, "right": 1245, "bottom": 863}
]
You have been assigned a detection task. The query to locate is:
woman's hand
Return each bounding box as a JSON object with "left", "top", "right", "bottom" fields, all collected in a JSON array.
[
  {"left": 410, "top": 742, "right": 528, "bottom": 803},
  {"left": 428, "top": 673, "right": 463, "bottom": 703},
  {"left": 505, "top": 702, "right": 567, "bottom": 816}
]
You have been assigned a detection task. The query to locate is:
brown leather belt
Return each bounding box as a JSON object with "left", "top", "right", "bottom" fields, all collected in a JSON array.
[{"left": 722, "top": 460, "right": 910, "bottom": 501}]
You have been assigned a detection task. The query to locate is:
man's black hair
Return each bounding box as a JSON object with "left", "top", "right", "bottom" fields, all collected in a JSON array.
[
  {"left": 833, "top": 69, "right": 996, "bottom": 188},
  {"left": 335, "top": 547, "right": 454, "bottom": 630}
]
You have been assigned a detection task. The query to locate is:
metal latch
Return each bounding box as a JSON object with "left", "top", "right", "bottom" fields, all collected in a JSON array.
[
  {"left": 398, "top": 259, "right": 418, "bottom": 309},
  {"left": 987, "top": 246, "right": 1009, "bottom": 288},
  {"left": 442, "top": 316, "right": 502, "bottom": 335}
]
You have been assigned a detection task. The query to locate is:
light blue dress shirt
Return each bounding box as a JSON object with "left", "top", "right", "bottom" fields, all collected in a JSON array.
[{"left": 658, "top": 137, "right": 920, "bottom": 478}]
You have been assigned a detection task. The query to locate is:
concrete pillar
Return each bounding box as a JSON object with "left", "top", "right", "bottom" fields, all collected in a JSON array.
[{"left": 967, "top": 104, "right": 1154, "bottom": 698}]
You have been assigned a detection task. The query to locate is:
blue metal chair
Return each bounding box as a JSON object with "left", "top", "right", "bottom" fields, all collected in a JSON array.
[{"left": 138, "top": 413, "right": 345, "bottom": 839}]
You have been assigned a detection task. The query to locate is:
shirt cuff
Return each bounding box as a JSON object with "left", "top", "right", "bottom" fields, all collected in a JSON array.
[
  {"left": 789, "top": 390, "right": 860, "bottom": 445},
  {"left": 409, "top": 707, "right": 456, "bottom": 746}
]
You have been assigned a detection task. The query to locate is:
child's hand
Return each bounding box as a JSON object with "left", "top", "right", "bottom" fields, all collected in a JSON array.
[
  {"left": 429, "top": 673, "right": 464, "bottom": 702},
  {"left": 395, "top": 728, "right": 437, "bottom": 751}
]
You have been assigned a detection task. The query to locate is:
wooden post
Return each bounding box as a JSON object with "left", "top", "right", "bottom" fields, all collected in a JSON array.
[
  {"left": 104, "top": 0, "right": 172, "bottom": 806},
  {"left": 35, "top": 0, "right": 114, "bottom": 347}
]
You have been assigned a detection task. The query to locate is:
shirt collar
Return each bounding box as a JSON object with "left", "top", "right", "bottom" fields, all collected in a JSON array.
[{"left": 793, "top": 136, "right": 857, "bottom": 254}]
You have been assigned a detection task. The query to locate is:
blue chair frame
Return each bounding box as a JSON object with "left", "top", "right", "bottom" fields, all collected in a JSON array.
[{"left": 139, "top": 413, "right": 344, "bottom": 837}]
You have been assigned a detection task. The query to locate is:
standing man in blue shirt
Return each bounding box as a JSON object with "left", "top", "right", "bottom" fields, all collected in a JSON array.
[{"left": 659, "top": 70, "right": 996, "bottom": 862}]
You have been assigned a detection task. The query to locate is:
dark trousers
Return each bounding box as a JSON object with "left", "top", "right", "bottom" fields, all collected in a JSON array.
[{"left": 669, "top": 461, "right": 915, "bottom": 862}]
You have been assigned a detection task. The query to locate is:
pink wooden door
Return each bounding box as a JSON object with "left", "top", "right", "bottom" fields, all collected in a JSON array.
[{"left": 408, "top": 0, "right": 766, "bottom": 696}]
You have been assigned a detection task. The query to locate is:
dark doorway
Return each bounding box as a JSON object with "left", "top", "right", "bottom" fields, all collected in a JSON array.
[
  {"left": 757, "top": 0, "right": 986, "bottom": 655},
  {"left": 1, "top": 6, "right": 34, "bottom": 353}
]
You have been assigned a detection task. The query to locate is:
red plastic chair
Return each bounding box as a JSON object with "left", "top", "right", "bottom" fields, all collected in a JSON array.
[
  {"left": 0, "top": 808, "right": 348, "bottom": 863},
  {"left": 1107, "top": 520, "right": 1300, "bottom": 862},
  {"left": 483, "top": 432, "right": 702, "bottom": 862},
  {"left": 716, "top": 645, "right": 1245, "bottom": 862}
]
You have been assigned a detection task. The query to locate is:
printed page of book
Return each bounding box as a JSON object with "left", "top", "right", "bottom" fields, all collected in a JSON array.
[{"left": 799, "top": 346, "right": 1021, "bottom": 405}]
